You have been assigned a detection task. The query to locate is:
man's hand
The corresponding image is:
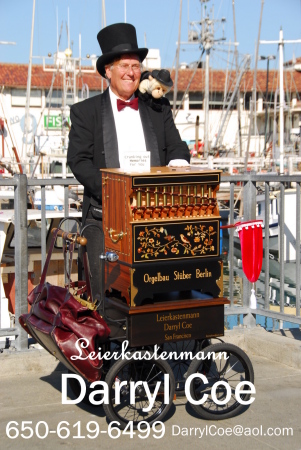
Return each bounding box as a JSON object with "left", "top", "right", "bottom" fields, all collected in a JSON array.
[{"left": 167, "top": 159, "right": 190, "bottom": 167}]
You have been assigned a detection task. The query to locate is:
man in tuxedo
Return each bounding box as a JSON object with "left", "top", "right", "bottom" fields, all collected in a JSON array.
[{"left": 67, "top": 23, "right": 190, "bottom": 297}]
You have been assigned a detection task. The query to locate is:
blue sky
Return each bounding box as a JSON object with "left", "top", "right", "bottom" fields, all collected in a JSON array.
[{"left": 1, "top": 0, "right": 301, "bottom": 72}]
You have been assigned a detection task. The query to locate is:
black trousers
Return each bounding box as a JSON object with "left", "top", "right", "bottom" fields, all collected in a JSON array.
[{"left": 80, "top": 208, "right": 104, "bottom": 299}]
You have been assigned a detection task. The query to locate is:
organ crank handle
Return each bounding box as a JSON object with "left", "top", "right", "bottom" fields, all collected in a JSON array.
[
  {"left": 52, "top": 228, "right": 87, "bottom": 246},
  {"left": 108, "top": 228, "right": 127, "bottom": 243}
]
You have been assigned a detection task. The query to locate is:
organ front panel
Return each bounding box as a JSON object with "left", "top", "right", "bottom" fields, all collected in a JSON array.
[{"left": 101, "top": 167, "right": 223, "bottom": 306}]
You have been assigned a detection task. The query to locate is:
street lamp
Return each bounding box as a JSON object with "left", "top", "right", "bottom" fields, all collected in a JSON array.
[{"left": 259, "top": 55, "right": 276, "bottom": 154}]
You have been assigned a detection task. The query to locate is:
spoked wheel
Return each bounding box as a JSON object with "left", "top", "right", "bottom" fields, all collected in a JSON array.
[
  {"left": 161, "top": 339, "right": 211, "bottom": 396},
  {"left": 103, "top": 350, "right": 175, "bottom": 429},
  {"left": 186, "top": 343, "right": 254, "bottom": 420}
]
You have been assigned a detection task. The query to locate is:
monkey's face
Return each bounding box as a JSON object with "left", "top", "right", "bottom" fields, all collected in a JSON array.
[{"left": 152, "top": 83, "right": 168, "bottom": 99}]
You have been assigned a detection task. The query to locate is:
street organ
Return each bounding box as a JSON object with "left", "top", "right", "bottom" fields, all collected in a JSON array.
[{"left": 101, "top": 167, "right": 229, "bottom": 346}]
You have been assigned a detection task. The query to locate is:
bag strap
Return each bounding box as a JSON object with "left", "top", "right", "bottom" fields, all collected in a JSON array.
[
  {"left": 81, "top": 243, "right": 93, "bottom": 303},
  {"left": 40, "top": 226, "right": 94, "bottom": 306},
  {"left": 60, "top": 230, "right": 93, "bottom": 305},
  {"left": 65, "top": 239, "right": 75, "bottom": 291},
  {"left": 40, "top": 227, "right": 61, "bottom": 286},
  {"left": 80, "top": 222, "right": 102, "bottom": 305}
]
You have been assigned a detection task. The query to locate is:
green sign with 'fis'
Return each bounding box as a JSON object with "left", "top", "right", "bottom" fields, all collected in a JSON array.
[{"left": 44, "top": 115, "right": 70, "bottom": 129}]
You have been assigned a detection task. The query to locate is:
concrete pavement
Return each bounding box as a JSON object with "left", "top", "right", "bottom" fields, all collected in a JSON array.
[{"left": 0, "top": 327, "right": 301, "bottom": 450}]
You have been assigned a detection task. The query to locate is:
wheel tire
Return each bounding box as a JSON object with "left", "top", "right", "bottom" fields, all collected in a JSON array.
[
  {"left": 103, "top": 349, "right": 175, "bottom": 429},
  {"left": 186, "top": 343, "right": 254, "bottom": 420},
  {"left": 161, "top": 339, "right": 210, "bottom": 396}
]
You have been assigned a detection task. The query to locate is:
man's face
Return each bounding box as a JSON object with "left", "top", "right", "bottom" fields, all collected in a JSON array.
[{"left": 105, "top": 54, "right": 141, "bottom": 100}]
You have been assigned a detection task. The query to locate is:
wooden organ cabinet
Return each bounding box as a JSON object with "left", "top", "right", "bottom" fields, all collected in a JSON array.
[{"left": 101, "top": 167, "right": 224, "bottom": 310}]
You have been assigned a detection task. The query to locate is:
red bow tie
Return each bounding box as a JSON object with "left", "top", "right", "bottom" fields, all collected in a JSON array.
[{"left": 117, "top": 97, "right": 139, "bottom": 111}]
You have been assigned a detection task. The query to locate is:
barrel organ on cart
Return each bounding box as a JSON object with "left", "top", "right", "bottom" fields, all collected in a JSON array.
[{"left": 101, "top": 167, "right": 223, "bottom": 307}]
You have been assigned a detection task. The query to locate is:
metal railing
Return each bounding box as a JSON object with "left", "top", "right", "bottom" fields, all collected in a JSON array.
[
  {"left": 191, "top": 155, "right": 301, "bottom": 175},
  {"left": 222, "top": 172, "right": 300, "bottom": 328},
  {"left": 0, "top": 172, "right": 300, "bottom": 351},
  {"left": 0, "top": 175, "right": 81, "bottom": 351}
]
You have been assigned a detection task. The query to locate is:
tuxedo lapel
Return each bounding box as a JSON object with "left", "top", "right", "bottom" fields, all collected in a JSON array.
[
  {"left": 138, "top": 100, "right": 161, "bottom": 166},
  {"left": 100, "top": 89, "right": 120, "bottom": 168}
]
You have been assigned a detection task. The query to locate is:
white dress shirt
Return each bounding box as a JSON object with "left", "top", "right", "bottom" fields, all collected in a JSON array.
[
  {"left": 109, "top": 88, "right": 147, "bottom": 169},
  {"left": 109, "top": 87, "right": 189, "bottom": 169}
]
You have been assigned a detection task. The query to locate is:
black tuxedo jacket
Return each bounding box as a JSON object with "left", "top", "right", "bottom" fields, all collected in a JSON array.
[{"left": 67, "top": 88, "right": 190, "bottom": 221}]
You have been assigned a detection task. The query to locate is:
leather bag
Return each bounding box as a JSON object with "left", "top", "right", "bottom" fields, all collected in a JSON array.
[{"left": 19, "top": 227, "right": 110, "bottom": 382}]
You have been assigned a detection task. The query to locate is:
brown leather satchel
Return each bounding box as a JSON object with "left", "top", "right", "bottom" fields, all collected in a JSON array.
[{"left": 19, "top": 227, "right": 110, "bottom": 382}]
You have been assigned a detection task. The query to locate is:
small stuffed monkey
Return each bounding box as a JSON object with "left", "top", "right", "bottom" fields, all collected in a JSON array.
[{"left": 139, "top": 69, "right": 173, "bottom": 99}]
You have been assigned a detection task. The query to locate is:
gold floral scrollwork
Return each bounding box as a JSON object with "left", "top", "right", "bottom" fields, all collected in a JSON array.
[{"left": 136, "top": 223, "right": 217, "bottom": 260}]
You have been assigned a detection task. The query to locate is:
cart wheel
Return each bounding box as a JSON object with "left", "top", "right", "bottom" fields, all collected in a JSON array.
[
  {"left": 103, "top": 350, "right": 175, "bottom": 429},
  {"left": 160, "top": 339, "right": 213, "bottom": 396},
  {"left": 160, "top": 340, "right": 208, "bottom": 396},
  {"left": 186, "top": 343, "right": 254, "bottom": 420}
]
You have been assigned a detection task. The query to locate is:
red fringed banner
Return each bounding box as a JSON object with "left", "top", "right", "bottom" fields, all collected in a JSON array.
[{"left": 236, "top": 220, "right": 263, "bottom": 283}]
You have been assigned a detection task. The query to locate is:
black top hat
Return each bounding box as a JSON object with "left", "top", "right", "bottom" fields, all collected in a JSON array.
[
  {"left": 151, "top": 69, "right": 173, "bottom": 87},
  {"left": 96, "top": 23, "right": 148, "bottom": 78}
]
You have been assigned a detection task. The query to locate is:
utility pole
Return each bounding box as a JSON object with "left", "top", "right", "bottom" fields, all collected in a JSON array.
[{"left": 260, "top": 29, "right": 301, "bottom": 174}]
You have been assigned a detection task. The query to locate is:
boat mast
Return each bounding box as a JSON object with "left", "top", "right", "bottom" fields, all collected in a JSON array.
[
  {"left": 199, "top": 0, "right": 226, "bottom": 157},
  {"left": 212, "top": 54, "right": 251, "bottom": 149},
  {"left": 260, "top": 29, "right": 301, "bottom": 174},
  {"left": 23, "top": 0, "right": 36, "bottom": 159},
  {"left": 201, "top": 0, "right": 213, "bottom": 158},
  {"left": 244, "top": 0, "right": 264, "bottom": 172},
  {"left": 176, "top": 1, "right": 234, "bottom": 155},
  {"left": 173, "top": 0, "right": 183, "bottom": 119},
  {"left": 279, "top": 29, "right": 284, "bottom": 174},
  {"left": 232, "top": 0, "right": 242, "bottom": 157}
]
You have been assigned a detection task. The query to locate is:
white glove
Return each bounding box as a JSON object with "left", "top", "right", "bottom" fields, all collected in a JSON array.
[{"left": 167, "top": 159, "right": 190, "bottom": 167}]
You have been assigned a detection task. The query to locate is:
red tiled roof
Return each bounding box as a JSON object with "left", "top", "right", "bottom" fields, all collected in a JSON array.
[
  {"left": 0, "top": 63, "right": 102, "bottom": 90},
  {"left": 1, "top": 62, "right": 301, "bottom": 93},
  {"left": 284, "top": 56, "right": 301, "bottom": 67}
]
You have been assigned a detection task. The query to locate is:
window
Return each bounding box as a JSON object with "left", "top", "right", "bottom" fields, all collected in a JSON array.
[
  {"left": 11, "top": 89, "right": 42, "bottom": 107},
  {"left": 189, "top": 92, "right": 203, "bottom": 110},
  {"left": 244, "top": 92, "right": 252, "bottom": 111},
  {"left": 87, "top": 90, "right": 102, "bottom": 98},
  {"left": 45, "top": 89, "right": 62, "bottom": 108},
  {"left": 165, "top": 92, "right": 184, "bottom": 109},
  {"left": 209, "top": 92, "right": 236, "bottom": 110}
]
